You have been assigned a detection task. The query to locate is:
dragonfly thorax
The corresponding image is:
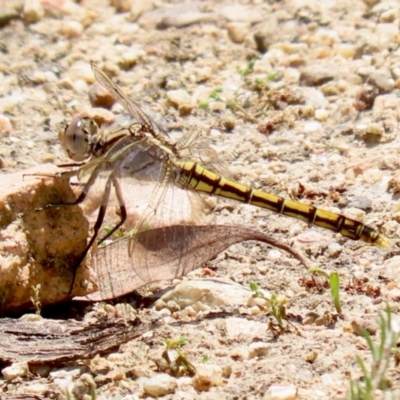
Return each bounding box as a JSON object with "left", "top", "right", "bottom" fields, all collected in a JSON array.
[{"left": 59, "top": 116, "right": 99, "bottom": 161}]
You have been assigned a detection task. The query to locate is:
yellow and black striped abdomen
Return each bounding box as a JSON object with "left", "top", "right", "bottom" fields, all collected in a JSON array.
[{"left": 177, "top": 161, "right": 390, "bottom": 248}]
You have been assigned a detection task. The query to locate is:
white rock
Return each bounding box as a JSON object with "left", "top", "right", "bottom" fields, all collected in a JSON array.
[
  {"left": 191, "top": 364, "right": 223, "bottom": 391},
  {"left": 208, "top": 101, "right": 226, "bottom": 112},
  {"left": 2, "top": 362, "right": 29, "bottom": 381},
  {"left": 303, "top": 121, "right": 322, "bottom": 133},
  {"left": 167, "top": 89, "right": 192, "bottom": 107},
  {"left": 326, "top": 242, "right": 342, "bottom": 258},
  {"left": 314, "top": 108, "right": 329, "bottom": 121},
  {"left": 143, "top": 373, "right": 177, "bottom": 397},
  {"left": 264, "top": 384, "right": 298, "bottom": 400},
  {"left": 59, "top": 20, "right": 84, "bottom": 38}
]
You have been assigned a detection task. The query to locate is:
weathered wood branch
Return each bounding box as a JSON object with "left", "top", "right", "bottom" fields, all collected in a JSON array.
[{"left": 0, "top": 311, "right": 147, "bottom": 365}]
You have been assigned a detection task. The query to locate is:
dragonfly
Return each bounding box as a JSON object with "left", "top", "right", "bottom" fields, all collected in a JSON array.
[{"left": 45, "top": 62, "right": 391, "bottom": 294}]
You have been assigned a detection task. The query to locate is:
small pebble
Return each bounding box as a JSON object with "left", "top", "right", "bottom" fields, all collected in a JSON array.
[
  {"left": 195, "top": 66, "right": 212, "bottom": 83},
  {"left": 300, "top": 65, "right": 335, "bottom": 86},
  {"left": 208, "top": 101, "right": 226, "bottom": 112},
  {"left": 314, "top": 108, "right": 329, "bottom": 121},
  {"left": 143, "top": 374, "right": 177, "bottom": 397},
  {"left": 326, "top": 242, "right": 342, "bottom": 258},
  {"left": 304, "top": 350, "right": 318, "bottom": 363},
  {"left": 23, "top": 0, "right": 45, "bottom": 23},
  {"left": 222, "top": 117, "right": 235, "bottom": 131},
  {"left": 191, "top": 364, "right": 223, "bottom": 391},
  {"left": 167, "top": 89, "right": 192, "bottom": 108},
  {"left": 2, "top": 362, "right": 29, "bottom": 381},
  {"left": 178, "top": 103, "right": 194, "bottom": 116},
  {"left": 110, "top": 0, "right": 133, "bottom": 13},
  {"left": 265, "top": 384, "right": 298, "bottom": 400},
  {"left": 334, "top": 43, "right": 356, "bottom": 59},
  {"left": 59, "top": 20, "right": 84, "bottom": 38},
  {"left": 226, "top": 22, "right": 248, "bottom": 44},
  {"left": 0, "top": 114, "right": 13, "bottom": 136},
  {"left": 88, "top": 83, "right": 116, "bottom": 109},
  {"left": 118, "top": 49, "right": 145, "bottom": 70}
]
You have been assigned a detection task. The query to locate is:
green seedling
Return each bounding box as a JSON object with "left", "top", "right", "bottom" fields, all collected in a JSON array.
[
  {"left": 163, "top": 336, "right": 196, "bottom": 377},
  {"left": 309, "top": 267, "right": 342, "bottom": 313},
  {"left": 238, "top": 60, "right": 255, "bottom": 77},
  {"left": 348, "top": 305, "right": 400, "bottom": 400},
  {"left": 201, "top": 354, "right": 210, "bottom": 363},
  {"left": 250, "top": 282, "right": 289, "bottom": 333},
  {"left": 209, "top": 87, "right": 224, "bottom": 102}
]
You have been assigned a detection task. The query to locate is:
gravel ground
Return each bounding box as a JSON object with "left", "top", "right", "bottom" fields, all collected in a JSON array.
[{"left": 1, "top": 0, "right": 400, "bottom": 399}]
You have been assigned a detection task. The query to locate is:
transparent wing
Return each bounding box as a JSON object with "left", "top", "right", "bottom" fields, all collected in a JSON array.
[
  {"left": 90, "top": 62, "right": 169, "bottom": 140},
  {"left": 110, "top": 142, "right": 213, "bottom": 282},
  {"left": 176, "top": 127, "right": 234, "bottom": 180}
]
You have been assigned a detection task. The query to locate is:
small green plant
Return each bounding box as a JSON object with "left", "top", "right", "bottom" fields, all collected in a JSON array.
[
  {"left": 348, "top": 305, "right": 400, "bottom": 399},
  {"left": 268, "top": 293, "right": 289, "bottom": 332},
  {"left": 198, "top": 101, "right": 209, "bottom": 109},
  {"left": 309, "top": 267, "right": 342, "bottom": 313},
  {"left": 30, "top": 284, "right": 41, "bottom": 315},
  {"left": 209, "top": 87, "right": 224, "bottom": 102},
  {"left": 165, "top": 336, "right": 187, "bottom": 349},
  {"left": 238, "top": 60, "right": 255, "bottom": 77},
  {"left": 201, "top": 354, "right": 210, "bottom": 363},
  {"left": 163, "top": 336, "right": 196, "bottom": 377},
  {"left": 267, "top": 71, "right": 278, "bottom": 81},
  {"left": 250, "top": 282, "right": 289, "bottom": 333}
]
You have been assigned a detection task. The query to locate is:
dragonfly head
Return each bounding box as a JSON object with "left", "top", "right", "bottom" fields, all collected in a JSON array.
[{"left": 59, "top": 116, "right": 98, "bottom": 161}]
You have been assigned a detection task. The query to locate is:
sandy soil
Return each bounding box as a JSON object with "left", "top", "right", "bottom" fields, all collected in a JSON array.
[{"left": 1, "top": 0, "right": 400, "bottom": 398}]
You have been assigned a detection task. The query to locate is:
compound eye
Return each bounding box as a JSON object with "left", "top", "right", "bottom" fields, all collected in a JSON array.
[{"left": 59, "top": 117, "right": 98, "bottom": 161}]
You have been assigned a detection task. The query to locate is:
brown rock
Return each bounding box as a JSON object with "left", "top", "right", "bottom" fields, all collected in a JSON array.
[
  {"left": 88, "top": 83, "right": 116, "bottom": 110},
  {"left": 0, "top": 164, "right": 96, "bottom": 313}
]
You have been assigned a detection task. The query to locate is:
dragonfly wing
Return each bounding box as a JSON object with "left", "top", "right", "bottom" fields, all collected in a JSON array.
[
  {"left": 177, "top": 127, "right": 234, "bottom": 180},
  {"left": 114, "top": 145, "right": 211, "bottom": 282},
  {"left": 90, "top": 62, "right": 168, "bottom": 139}
]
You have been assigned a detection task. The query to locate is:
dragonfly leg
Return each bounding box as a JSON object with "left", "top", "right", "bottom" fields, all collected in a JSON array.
[
  {"left": 97, "top": 176, "right": 127, "bottom": 244},
  {"left": 36, "top": 164, "right": 102, "bottom": 211},
  {"left": 67, "top": 174, "right": 113, "bottom": 294}
]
